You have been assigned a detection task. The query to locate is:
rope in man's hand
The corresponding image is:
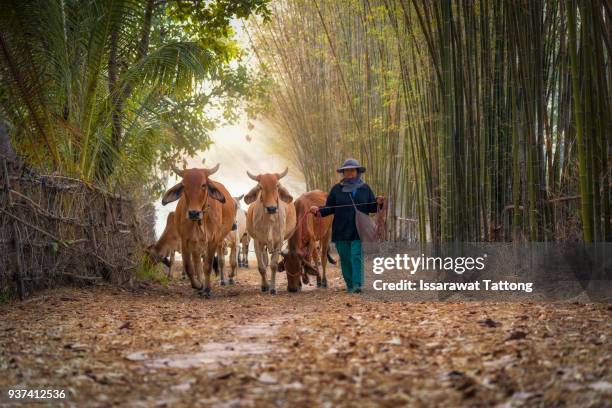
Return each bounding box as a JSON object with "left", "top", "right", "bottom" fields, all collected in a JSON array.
[
  {"left": 308, "top": 200, "right": 382, "bottom": 215},
  {"left": 307, "top": 197, "right": 388, "bottom": 241}
]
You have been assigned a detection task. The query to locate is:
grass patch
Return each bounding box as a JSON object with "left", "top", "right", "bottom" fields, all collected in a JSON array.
[
  {"left": 0, "top": 286, "right": 11, "bottom": 303},
  {"left": 135, "top": 255, "right": 169, "bottom": 286}
]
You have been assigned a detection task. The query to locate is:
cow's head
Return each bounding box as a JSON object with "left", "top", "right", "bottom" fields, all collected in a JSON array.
[
  {"left": 279, "top": 249, "right": 303, "bottom": 292},
  {"left": 162, "top": 164, "right": 226, "bottom": 221},
  {"left": 280, "top": 247, "right": 322, "bottom": 292},
  {"left": 244, "top": 168, "right": 292, "bottom": 214},
  {"left": 144, "top": 245, "right": 171, "bottom": 268}
]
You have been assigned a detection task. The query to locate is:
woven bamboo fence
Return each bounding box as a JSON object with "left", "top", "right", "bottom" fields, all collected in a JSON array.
[{"left": 0, "top": 157, "right": 153, "bottom": 300}]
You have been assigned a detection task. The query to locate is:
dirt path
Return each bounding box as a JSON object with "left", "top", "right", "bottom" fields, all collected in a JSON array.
[{"left": 1, "top": 265, "right": 610, "bottom": 407}]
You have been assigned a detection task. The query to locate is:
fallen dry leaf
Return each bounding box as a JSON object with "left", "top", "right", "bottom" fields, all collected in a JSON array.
[
  {"left": 506, "top": 330, "right": 528, "bottom": 341},
  {"left": 0, "top": 264, "right": 609, "bottom": 407}
]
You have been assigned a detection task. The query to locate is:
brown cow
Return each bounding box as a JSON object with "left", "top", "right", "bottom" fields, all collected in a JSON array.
[
  {"left": 244, "top": 168, "right": 296, "bottom": 294},
  {"left": 279, "top": 190, "right": 335, "bottom": 291},
  {"left": 145, "top": 211, "right": 181, "bottom": 276},
  {"left": 161, "top": 164, "right": 235, "bottom": 298}
]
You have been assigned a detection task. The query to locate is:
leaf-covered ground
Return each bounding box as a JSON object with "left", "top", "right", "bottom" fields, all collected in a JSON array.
[{"left": 1, "top": 264, "right": 610, "bottom": 407}]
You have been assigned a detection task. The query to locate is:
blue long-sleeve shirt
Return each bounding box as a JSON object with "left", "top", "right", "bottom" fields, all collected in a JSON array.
[{"left": 319, "top": 183, "right": 380, "bottom": 242}]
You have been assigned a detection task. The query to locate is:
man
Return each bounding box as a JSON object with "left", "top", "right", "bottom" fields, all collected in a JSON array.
[{"left": 310, "top": 158, "right": 384, "bottom": 293}]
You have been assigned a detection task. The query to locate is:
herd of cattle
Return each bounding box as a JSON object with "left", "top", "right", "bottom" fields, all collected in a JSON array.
[{"left": 144, "top": 164, "right": 336, "bottom": 297}]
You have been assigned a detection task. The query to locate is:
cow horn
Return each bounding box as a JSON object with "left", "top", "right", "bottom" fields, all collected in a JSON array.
[
  {"left": 277, "top": 167, "right": 288, "bottom": 179},
  {"left": 247, "top": 171, "right": 259, "bottom": 181},
  {"left": 206, "top": 163, "right": 220, "bottom": 175},
  {"left": 171, "top": 165, "right": 184, "bottom": 178}
]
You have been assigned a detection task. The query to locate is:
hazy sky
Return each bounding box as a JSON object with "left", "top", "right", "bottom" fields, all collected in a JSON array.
[
  {"left": 153, "top": 20, "right": 309, "bottom": 237},
  {"left": 153, "top": 118, "right": 306, "bottom": 237}
]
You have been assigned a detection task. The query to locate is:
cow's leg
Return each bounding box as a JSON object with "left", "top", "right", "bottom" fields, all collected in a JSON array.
[
  {"left": 246, "top": 243, "right": 250, "bottom": 267},
  {"left": 217, "top": 245, "right": 226, "bottom": 285},
  {"left": 269, "top": 244, "right": 282, "bottom": 295},
  {"left": 193, "top": 252, "right": 206, "bottom": 295},
  {"left": 184, "top": 250, "right": 203, "bottom": 290},
  {"left": 228, "top": 243, "right": 237, "bottom": 285},
  {"left": 321, "top": 240, "right": 329, "bottom": 288},
  {"left": 254, "top": 240, "right": 269, "bottom": 292},
  {"left": 247, "top": 243, "right": 251, "bottom": 266},
  {"left": 167, "top": 252, "right": 176, "bottom": 280},
  {"left": 308, "top": 241, "right": 323, "bottom": 288},
  {"left": 199, "top": 247, "right": 215, "bottom": 298}
]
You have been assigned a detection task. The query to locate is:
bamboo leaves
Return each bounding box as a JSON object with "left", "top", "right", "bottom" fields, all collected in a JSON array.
[{"left": 251, "top": 0, "right": 610, "bottom": 242}]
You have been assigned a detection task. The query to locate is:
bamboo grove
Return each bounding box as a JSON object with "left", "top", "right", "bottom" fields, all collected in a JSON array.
[{"left": 248, "top": 0, "right": 611, "bottom": 243}]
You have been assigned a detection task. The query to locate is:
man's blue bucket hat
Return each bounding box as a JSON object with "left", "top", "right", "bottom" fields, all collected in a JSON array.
[{"left": 336, "top": 158, "right": 366, "bottom": 173}]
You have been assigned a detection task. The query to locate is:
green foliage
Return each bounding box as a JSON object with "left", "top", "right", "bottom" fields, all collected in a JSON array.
[
  {"left": 0, "top": 0, "right": 270, "bottom": 196},
  {"left": 136, "top": 254, "right": 169, "bottom": 286},
  {"left": 167, "top": 0, "right": 270, "bottom": 62},
  {"left": 0, "top": 286, "right": 10, "bottom": 303}
]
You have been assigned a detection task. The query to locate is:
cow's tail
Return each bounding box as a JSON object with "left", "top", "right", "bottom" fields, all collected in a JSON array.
[
  {"left": 326, "top": 247, "right": 337, "bottom": 265},
  {"left": 212, "top": 256, "right": 219, "bottom": 276}
]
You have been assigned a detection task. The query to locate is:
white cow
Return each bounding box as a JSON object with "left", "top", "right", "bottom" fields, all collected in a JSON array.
[{"left": 244, "top": 168, "right": 296, "bottom": 294}]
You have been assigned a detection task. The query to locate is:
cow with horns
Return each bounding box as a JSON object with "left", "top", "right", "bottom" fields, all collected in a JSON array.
[
  {"left": 162, "top": 164, "right": 235, "bottom": 298},
  {"left": 244, "top": 168, "right": 296, "bottom": 294}
]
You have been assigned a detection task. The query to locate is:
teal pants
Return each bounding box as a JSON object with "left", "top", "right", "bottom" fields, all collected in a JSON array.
[{"left": 335, "top": 240, "right": 363, "bottom": 291}]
